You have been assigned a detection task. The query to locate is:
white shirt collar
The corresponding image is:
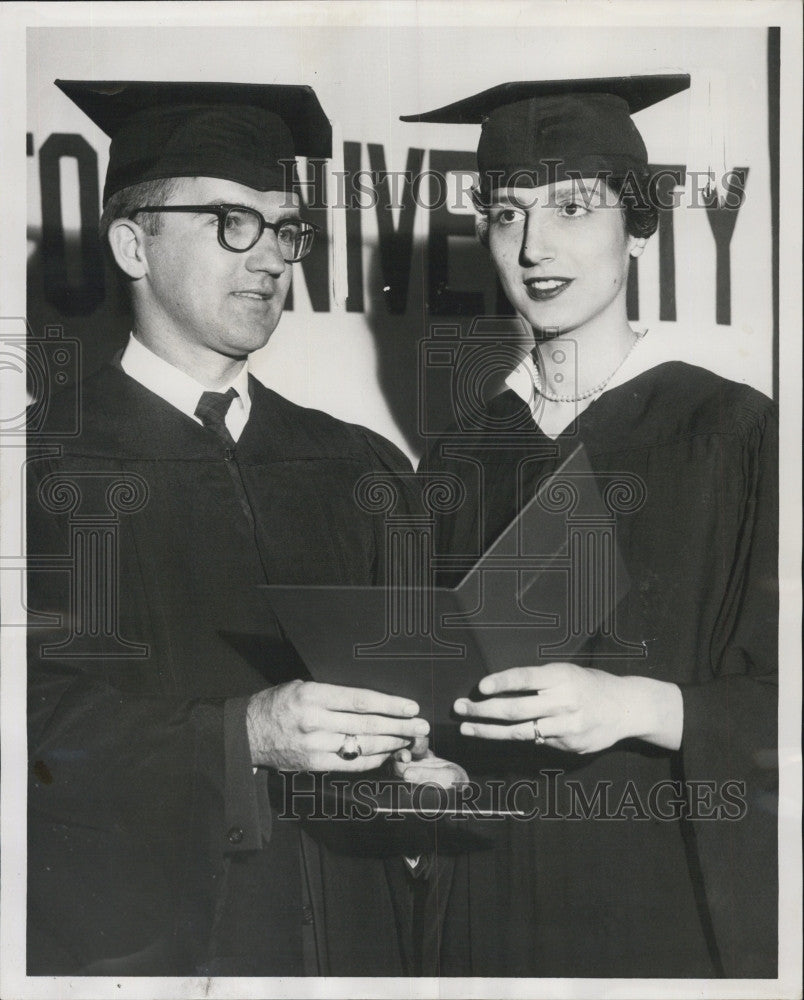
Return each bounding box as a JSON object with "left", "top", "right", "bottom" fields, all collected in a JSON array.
[
  {"left": 504, "top": 327, "right": 654, "bottom": 439},
  {"left": 120, "top": 333, "right": 251, "bottom": 440}
]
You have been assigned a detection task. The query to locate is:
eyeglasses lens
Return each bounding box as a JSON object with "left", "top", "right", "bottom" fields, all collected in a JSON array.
[
  {"left": 222, "top": 208, "right": 261, "bottom": 252},
  {"left": 222, "top": 208, "right": 314, "bottom": 261}
]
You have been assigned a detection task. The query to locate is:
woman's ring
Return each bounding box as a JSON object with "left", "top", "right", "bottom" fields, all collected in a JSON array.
[
  {"left": 337, "top": 734, "right": 362, "bottom": 761},
  {"left": 532, "top": 721, "right": 546, "bottom": 745}
]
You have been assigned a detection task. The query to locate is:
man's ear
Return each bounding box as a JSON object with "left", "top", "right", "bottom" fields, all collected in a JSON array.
[{"left": 107, "top": 219, "right": 150, "bottom": 279}]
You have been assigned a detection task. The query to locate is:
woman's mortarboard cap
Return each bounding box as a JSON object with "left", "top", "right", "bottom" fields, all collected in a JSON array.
[
  {"left": 401, "top": 74, "right": 690, "bottom": 193},
  {"left": 55, "top": 80, "right": 333, "bottom": 205}
]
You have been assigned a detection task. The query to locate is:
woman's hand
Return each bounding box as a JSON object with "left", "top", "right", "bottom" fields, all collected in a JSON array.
[
  {"left": 454, "top": 663, "right": 683, "bottom": 754},
  {"left": 391, "top": 737, "right": 469, "bottom": 787}
]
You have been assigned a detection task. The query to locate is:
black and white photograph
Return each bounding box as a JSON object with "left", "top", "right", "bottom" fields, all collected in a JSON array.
[{"left": 1, "top": 2, "right": 801, "bottom": 998}]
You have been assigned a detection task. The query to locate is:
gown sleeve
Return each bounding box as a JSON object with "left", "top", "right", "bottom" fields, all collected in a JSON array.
[
  {"left": 26, "top": 455, "right": 227, "bottom": 811},
  {"left": 26, "top": 453, "right": 276, "bottom": 970},
  {"left": 678, "top": 403, "right": 778, "bottom": 976}
]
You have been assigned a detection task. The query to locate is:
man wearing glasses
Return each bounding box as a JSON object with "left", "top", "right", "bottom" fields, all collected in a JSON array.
[{"left": 27, "top": 81, "right": 430, "bottom": 977}]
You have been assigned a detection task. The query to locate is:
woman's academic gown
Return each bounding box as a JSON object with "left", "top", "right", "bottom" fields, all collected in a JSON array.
[{"left": 426, "top": 362, "right": 777, "bottom": 978}]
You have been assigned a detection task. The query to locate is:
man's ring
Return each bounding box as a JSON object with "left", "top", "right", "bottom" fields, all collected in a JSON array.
[
  {"left": 337, "top": 734, "right": 362, "bottom": 761},
  {"left": 532, "top": 721, "right": 546, "bottom": 745}
]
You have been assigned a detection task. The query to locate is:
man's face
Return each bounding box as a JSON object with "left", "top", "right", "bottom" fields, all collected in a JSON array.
[{"left": 138, "top": 177, "right": 297, "bottom": 366}]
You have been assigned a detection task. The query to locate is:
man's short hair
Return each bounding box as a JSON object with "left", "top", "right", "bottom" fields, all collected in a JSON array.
[
  {"left": 98, "top": 176, "right": 181, "bottom": 245},
  {"left": 98, "top": 177, "right": 181, "bottom": 300}
]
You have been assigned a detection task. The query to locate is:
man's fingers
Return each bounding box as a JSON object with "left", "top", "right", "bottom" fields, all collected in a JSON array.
[
  {"left": 335, "top": 751, "right": 394, "bottom": 772},
  {"left": 317, "top": 710, "right": 429, "bottom": 740},
  {"left": 361, "top": 736, "right": 413, "bottom": 756},
  {"left": 306, "top": 682, "right": 419, "bottom": 718},
  {"left": 320, "top": 733, "right": 411, "bottom": 757}
]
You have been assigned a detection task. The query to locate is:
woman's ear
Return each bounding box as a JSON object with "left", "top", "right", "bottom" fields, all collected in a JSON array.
[
  {"left": 475, "top": 213, "right": 490, "bottom": 249},
  {"left": 107, "top": 219, "right": 149, "bottom": 280},
  {"left": 629, "top": 237, "right": 647, "bottom": 259}
]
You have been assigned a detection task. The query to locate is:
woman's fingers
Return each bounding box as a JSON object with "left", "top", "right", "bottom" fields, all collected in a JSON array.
[
  {"left": 397, "top": 763, "right": 467, "bottom": 787},
  {"left": 454, "top": 693, "right": 554, "bottom": 722},
  {"left": 459, "top": 719, "right": 554, "bottom": 741},
  {"left": 477, "top": 662, "right": 574, "bottom": 696}
]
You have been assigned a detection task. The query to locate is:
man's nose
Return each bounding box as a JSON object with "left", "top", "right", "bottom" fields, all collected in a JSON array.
[
  {"left": 520, "top": 211, "right": 556, "bottom": 267},
  {"left": 245, "top": 229, "right": 287, "bottom": 276}
]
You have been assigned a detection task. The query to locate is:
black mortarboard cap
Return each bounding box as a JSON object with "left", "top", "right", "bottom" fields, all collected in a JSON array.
[
  {"left": 56, "top": 80, "right": 333, "bottom": 205},
  {"left": 401, "top": 74, "right": 690, "bottom": 194}
]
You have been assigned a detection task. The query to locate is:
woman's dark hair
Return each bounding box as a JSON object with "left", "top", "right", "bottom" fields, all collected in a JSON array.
[
  {"left": 473, "top": 172, "right": 659, "bottom": 246},
  {"left": 607, "top": 172, "right": 660, "bottom": 239}
]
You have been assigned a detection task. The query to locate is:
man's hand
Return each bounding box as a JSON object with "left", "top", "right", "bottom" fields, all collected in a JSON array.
[
  {"left": 391, "top": 738, "right": 469, "bottom": 788},
  {"left": 247, "top": 680, "right": 430, "bottom": 771},
  {"left": 454, "top": 663, "right": 683, "bottom": 753}
]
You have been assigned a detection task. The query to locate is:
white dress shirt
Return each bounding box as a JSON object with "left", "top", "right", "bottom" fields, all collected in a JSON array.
[{"left": 120, "top": 333, "right": 251, "bottom": 441}]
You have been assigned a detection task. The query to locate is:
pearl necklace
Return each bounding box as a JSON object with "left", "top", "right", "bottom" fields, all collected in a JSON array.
[{"left": 532, "top": 330, "right": 646, "bottom": 403}]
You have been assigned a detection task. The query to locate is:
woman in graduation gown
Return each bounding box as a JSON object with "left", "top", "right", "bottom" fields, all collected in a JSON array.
[{"left": 403, "top": 76, "right": 778, "bottom": 978}]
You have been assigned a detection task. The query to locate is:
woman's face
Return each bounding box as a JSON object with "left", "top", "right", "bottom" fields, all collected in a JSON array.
[{"left": 487, "top": 179, "right": 639, "bottom": 338}]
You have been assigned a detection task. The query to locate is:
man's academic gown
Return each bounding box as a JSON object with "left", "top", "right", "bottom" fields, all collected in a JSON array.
[
  {"left": 27, "top": 363, "right": 412, "bottom": 976},
  {"left": 425, "top": 362, "right": 778, "bottom": 978}
]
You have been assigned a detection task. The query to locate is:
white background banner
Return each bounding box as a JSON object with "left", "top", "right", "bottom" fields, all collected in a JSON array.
[
  {"left": 2, "top": 3, "right": 801, "bottom": 999},
  {"left": 24, "top": 22, "right": 775, "bottom": 459}
]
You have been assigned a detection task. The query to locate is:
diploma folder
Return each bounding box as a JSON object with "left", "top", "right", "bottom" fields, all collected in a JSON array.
[{"left": 259, "top": 444, "right": 630, "bottom": 732}]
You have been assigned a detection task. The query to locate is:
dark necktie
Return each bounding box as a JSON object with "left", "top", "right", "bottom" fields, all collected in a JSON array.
[{"left": 195, "top": 387, "right": 238, "bottom": 448}]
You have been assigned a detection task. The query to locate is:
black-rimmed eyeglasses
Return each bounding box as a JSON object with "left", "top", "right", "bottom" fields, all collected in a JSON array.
[{"left": 128, "top": 205, "right": 319, "bottom": 261}]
